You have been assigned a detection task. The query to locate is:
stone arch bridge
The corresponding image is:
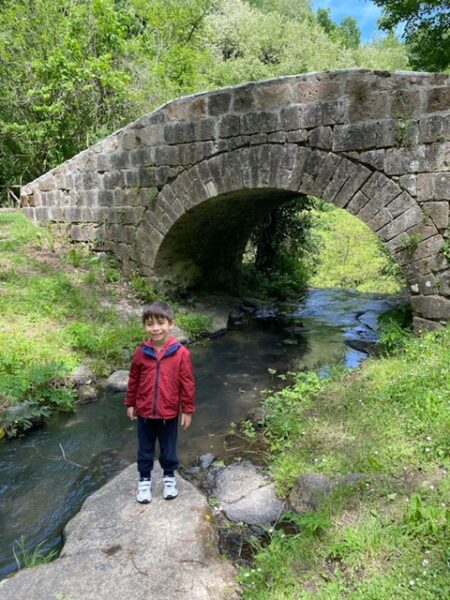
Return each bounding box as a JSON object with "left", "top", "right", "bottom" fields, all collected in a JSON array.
[{"left": 21, "top": 69, "right": 450, "bottom": 330}]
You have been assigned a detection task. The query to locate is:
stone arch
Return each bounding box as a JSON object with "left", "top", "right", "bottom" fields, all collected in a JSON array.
[
  {"left": 145, "top": 144, "right": 440, "bottom": 310},
  {"left": 20, "top": 69, "right": 450, "bottom": 329}
]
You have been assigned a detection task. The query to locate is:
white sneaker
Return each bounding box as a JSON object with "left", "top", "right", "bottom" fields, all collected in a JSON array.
[
  {"left": 163, "top": 476, "right": 178, "bottom": 500},
  {"left": 137, "top": 479, "right": 152, "bottom": 503}
]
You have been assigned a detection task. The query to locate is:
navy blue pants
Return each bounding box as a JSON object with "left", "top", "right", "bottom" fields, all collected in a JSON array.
[{"left": 137, "top": 416, "right": 179, "bottom": 479}]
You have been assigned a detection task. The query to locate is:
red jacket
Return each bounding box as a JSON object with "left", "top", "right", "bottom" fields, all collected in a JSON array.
[{"left": 124, "top": 336, "right": 196, "bottom": 419}]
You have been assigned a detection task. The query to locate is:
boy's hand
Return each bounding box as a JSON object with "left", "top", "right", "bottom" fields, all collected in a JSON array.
[
  {"left": 127, "top": 406, "right": 137, "bottom": 420},
  {"left": 181, "top": 413, "right": 192, "bottom": 430}
]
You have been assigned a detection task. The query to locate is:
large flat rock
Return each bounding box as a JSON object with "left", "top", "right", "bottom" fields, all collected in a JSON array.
[{"left": 0, "top": 465, "right": 239, "bottom": 600}]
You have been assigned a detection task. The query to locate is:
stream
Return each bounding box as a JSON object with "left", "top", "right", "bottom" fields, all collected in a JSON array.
[{"left": 0, "top": 287, "right": 405, "bottom": 578}]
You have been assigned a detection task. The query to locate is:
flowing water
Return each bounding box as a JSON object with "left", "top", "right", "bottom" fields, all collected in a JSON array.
[{"left": 0, "top": 288, "right": 405, "bottom": 577}]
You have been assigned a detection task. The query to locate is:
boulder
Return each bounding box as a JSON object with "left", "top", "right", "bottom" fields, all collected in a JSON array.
[
  {"left": 104, "top": 370, "right": 129, "bottom": 391},
  {"left": 77, "top": 384, "right": 98, "bottom": 404},
  {"left": 288, "top": 474, "right": 333, "bottom": 513},
  {"left": 213, "top": 461, "right": 285, "bottom": 525},
  {"left": 0, "top": 464, "right": 240, "bottom": 600},
  {"left": 70, "top": 365, "right": 96, "bottom": 387},
  {"left": 289, "top": 473, "right": 367, "bottom": 513}
]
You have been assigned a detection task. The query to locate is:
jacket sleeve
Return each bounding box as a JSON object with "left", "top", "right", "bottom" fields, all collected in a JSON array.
[
  {"left": 124, "top": 348, "right": 141, "bottom": 407},
  {"left": 179, "top": 348, "right": 196, "bottom": 414}
]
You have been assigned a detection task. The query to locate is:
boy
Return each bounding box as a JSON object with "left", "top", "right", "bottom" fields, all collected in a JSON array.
[{"left": 125, "top": 301, "right": 195, "bottom": 503}]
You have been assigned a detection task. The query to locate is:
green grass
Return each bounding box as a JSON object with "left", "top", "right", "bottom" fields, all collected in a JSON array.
[
  {"left": 309, "top": 204, "right": 405, "bottom": 294},
  {"left": 241, "top": 327, "right": 450, "bottom": 599}
]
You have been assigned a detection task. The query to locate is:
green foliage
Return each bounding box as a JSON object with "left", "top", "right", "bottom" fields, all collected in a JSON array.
[
  {"left": 378, "top": 303, "right": 413, "bottom": 354},
  {"left": 0, "top": 0, "right": 136, "bottom": 190},
  {"left": 13, "top": 536, "right": 58, "bottom": 570},
  {"left": 373, "top": 0, "right": 450, "bottom": 71},
  {"left": 175, "top": 311, "right": 213, "bottom": 337},
  {"left": 317, "top": 8, "right": 361, "bottom": 49},
  {"left": 309, "top": 202, "right": 405, "bottom": 294},
  {"left": 399, "top": 232, "right": 422, "bottom": 252},
  {"left": 243, "top": 197, "right": 318, "bottom": 299},
  {"left": 241, "top": 325, "right": 450, "bottom": 599}
]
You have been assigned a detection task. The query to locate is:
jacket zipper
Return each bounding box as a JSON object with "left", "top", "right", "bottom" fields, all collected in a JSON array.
[{"left": 153, "top": 357, "right": 161, "bottom": 416}]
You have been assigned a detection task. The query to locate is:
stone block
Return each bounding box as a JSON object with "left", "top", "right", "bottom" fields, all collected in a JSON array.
[
  {"left": 425, "top": 142, "right": 450, "bottom": 171},
  {"left": 138, "top": 125, "right": 163, "bottom": 146},
  {"left": 196, "top": 118, "right": 216, "bottom": 141},
  {"left": 333, "top": 123, "right": 378, "bottom": 151},
  {"left": 358, "top": 196, "right": 384, "bottom": 224},
  {"left": 40, "top": 177, "right": 57, "bottom": 192},
  {"left": 163, "top": 122, "right": 196, "bottom": 145},
  {"left": 241, "top": 111, "right": 279, "bottom": 135},
  {"left": 416, "top": 173, "right": 435, "bottom": 201},
  {"left": 309, "top": 126, "right": 332, "bottom": 149},
  {"left": 155, "top": 166, "right": 176, "bottom": 187},
  {"left": 300, "top": 100, "right": 344, "bottom": 129},
  {"left": 386, "top": 191, "right": 415, "bottom": 218},
  {"left": 232, "top": 85, "right": 255, "bottom": 112},
  {"left": 406, "top": 220, "right": 438, "bottom": 243},
  {"left": 130, "top": 147, "right": 155, "bottom": 167},
  {"left": 166, "top": 97, "right": 206, "bottom": 121},
  {"left": 228, "top": 135, "right": 251, "bottom": 150},
  {"left": 280, "top": 106, "right": 301, "bottom": 130},
  {"left": 418, "top": 114, "right": 450, "bottom": 144},
  {"left": 411, "top": 235, "right": 445, "bottom": 262},
  {"left": 359, "top": 149, "right": 385, "bottom": 170},
  {"left": 390, "top": 89, "right": 422, "bottom": 118},
  {"left": 398, "top": 174, "right": 417, "bottom": 196},
  {"left": 103, "top": 170, "right": 125, "bottom": 189},
  {"left": 378, "top": 205, "right": 423, "bottom": 241},
  {"left": 78, "top": 151, "right": 97, "bottom": 172},
  {"left": 322, "top": 158, "right": 354, "bottom": 203},
  {"left": 249, "top": 133, "right": 268, "bottom": 145},
  {"left": 413, "top": 317, "right": 442, "bottom": 332},
  {"left": 268, "top": 131, "right": 287, "bottom": 143},
  {"left": 208, "top": 92, "right": 232, "bottom": 116},
  {"left": 417, "top": 274, "right": 438, "bottom": 295},
  {"left": 347, "top": 92, "right": 388, "bottom": 122},
  {"left": 439, "top": 271, "right": 450, "bottom": 296},
  {"left": 426, "top": 87, "right": 450, "bottom": 113},
  {"left": 376, "top": 119, "right": 398, "bottom": 148},
  {"left": 333, "top": 163, "right": 371, "bottom": 208},
  {"left": 219, "top": 114, "right": 240, "bottom": 138},
  {"left": 256, "top": 82, "right": 293, "bottom": 110},
  {"left": 98, "top": 190, "right": 116, "bottom": 207},
  {"left": 110, "top": 151, "right": 132, "bottom": 169},
  {"left": 384, "top": 146, "right": 427, "bottom": 175},
  {"left": 424, "top": 201, "right": 449, "bottom": 230},
  {"left": 346, "top": 191, "right": 370, "bottom": 215},
  {"left": 367, "top": 208, "right": 391, "bottom": 232},
  {"left": 295, "top": 77, "right": 341, "bottom": 103},
  {"left": 434, "top": 172, "right": 450, "bottom": 200},
  {"left": 70, "top": 224, "right": 98, "bottom": 242},
  {"left": 120, "top": 131, "right": 139, "bottom": 150},
  {"left": 411, "top": 295, "right": 450, "bottom": 320},
  {"left": 286, "top": 130, "right": 308, "bottom": 143}
]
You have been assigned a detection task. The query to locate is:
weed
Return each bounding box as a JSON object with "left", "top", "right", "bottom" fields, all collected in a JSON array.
[
  {"left": 399, "top": 233, "right": 422, "bottom": 253},
  {"left": 13, "top": 536, "right": 58, "bottom": 569}
]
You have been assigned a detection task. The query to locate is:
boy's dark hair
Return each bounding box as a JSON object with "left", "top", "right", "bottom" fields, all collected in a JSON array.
[{"left": 142, "top": 301, "right": 175, "bottom": 324}]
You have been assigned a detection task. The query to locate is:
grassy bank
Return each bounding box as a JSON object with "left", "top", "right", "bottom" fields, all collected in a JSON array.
[
  {"left": 239, "top": 326, "right": 450, "bottom": 599},
  {"left": 0, "top": 211, "right": 210, "bottom": 437},
  {"left": 309, "top": 203, "right": 404, "bottom": 294}
]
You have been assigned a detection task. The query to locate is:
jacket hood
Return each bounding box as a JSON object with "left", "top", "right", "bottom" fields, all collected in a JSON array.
[{"left": 142, "top": 335, "right": 181, "bottom": 359}]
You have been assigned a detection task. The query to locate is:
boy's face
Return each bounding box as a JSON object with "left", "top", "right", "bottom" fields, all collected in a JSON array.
[{"left": 144, "top": 315, "right": 174, "bottom": 347}]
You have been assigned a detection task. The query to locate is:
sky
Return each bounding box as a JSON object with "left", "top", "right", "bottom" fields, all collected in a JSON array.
[{"left": 312, "top": 0, "right": 384, "bottom": 43}]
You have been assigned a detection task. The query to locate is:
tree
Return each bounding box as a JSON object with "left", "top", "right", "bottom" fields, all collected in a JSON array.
[
  {"left": 317, "top": 8, "right": 360, "bottom": 49},
  {"left": 372, "top": 0, "right": 450, "bottom": 71}
]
